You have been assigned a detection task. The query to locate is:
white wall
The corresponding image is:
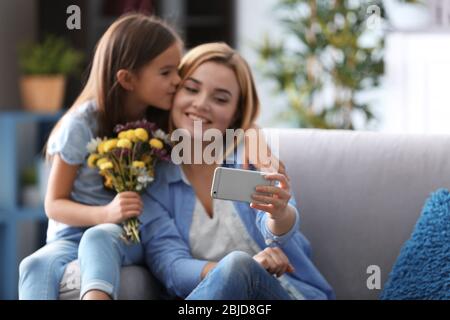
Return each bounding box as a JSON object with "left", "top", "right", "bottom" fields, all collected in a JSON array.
[
  {"left": 236, "top": 0, "right": 290, "bottom": 128},
  {"left": 0, "top": 0, "right": 37, "bottom": 110},
  {"left": 384, "top": 32, "right": 450, "bottom": 134}
]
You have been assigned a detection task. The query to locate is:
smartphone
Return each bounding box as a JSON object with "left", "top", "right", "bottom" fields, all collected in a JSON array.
[{"left": 211, "top": 167, "right": 274, "bottom": 203}]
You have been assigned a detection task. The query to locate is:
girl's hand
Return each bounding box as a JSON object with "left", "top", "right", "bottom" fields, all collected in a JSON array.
[
  {"left": 253, "top": 247, "right": 295, "bottom": 277},
  {"left": 104, "top": 192, "right": 143, "bottom": 224},
  {"left": 250, "top": 172, "right": 291, "bottom": 220}
]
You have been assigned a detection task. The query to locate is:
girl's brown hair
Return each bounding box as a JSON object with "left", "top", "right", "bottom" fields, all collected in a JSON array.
[{"left": 46, "top": 13, "right": 181, "bottom": 157}]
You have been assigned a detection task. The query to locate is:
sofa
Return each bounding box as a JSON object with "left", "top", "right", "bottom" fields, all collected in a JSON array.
[{"left": 61, "top": 128, "right": 450, "bottom": 300}]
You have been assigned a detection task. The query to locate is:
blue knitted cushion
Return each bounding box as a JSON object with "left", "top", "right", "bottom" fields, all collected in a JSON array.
[{"left": 380, "top": 189, "right": 450, "bottom": 300}]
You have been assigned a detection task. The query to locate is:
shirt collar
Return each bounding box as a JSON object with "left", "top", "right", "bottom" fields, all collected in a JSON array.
[
  {"left": 162, "top": 140, "right": 247, "bottom": 184},
  {"left": 162, "top": 161, "right": 184, "bottom": 184}
]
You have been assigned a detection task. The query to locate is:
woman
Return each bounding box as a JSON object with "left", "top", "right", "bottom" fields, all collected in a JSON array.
[{"left": 139, "top": 42, "right": 335, "bottom": 300}]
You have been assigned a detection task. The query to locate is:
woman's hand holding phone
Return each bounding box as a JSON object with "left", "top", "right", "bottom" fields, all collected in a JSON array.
[
  {"left": 210, "top": 167, "right": 296, "bottom": 235},
  {"left": 250, "top": 172, "right": 292, "bottom": 221}
]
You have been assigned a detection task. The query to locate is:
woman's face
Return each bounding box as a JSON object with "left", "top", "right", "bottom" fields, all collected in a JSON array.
[{"left": 171, "top": 61, "right": 240, "bottom": 136}]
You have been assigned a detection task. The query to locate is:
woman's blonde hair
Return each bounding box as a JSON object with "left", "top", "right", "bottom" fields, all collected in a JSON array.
[
  {"left": 45, "top": 13, "right": 181, "bottom": 157},
  {"left": 177, "top": 42, "right": 260, "bottom": 131}
]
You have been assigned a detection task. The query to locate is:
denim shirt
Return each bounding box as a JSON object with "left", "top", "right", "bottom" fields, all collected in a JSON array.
[{"left": 140, "top": 161, "right": 336, "bottom": 300}]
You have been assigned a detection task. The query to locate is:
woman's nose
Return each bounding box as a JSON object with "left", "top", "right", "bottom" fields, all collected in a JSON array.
[{"left": 192, "top": 93, "right": 209, "bottom": 111}]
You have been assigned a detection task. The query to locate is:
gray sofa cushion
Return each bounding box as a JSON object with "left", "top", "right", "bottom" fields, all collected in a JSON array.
[
  {"left": 60, "top": 260, "right": 161, "bottom": 300},
  {"left": 273, "top": 129, "right": 450, "bottom": 299}
]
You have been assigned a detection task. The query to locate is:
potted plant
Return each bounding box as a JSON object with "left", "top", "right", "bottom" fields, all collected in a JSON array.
[
  {"left": 18, "top": 35, "right": 84, "bottom": 113},
  {"left": 256, "top": 0, "right": 384, "bottom": 129},
  {"left": 21, "top": 166, "right": 40, "bottom": 207}
]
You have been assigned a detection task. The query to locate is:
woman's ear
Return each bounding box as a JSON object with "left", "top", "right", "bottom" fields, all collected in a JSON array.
[{"left": 116, "top": 69, "right": 135, "bottom": 91}]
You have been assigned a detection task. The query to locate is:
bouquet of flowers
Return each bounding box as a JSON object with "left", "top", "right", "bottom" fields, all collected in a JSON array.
[{"left": 86, "top": 119, "right": 171, "bottom": 243}]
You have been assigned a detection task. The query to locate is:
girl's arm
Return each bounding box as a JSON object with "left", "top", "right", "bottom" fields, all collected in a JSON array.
[{"left": 45, "top": 155, "right": 142, "bottom": 226}]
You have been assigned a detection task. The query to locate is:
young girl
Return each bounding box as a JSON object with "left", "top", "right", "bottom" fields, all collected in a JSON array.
[
  {"left": 18, "top": 13, "right": 182, "bottom": 300},
  {"left": 83, "top": 42, "right": 335, "bottom": 299}
]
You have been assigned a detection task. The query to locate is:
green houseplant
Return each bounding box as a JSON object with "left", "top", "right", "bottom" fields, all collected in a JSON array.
[
  {"left": 18, "top": 35, "right": 83, "bottom": 113},
  {"left": 257, "top": 0, "right": 385, "bottom": 129}
]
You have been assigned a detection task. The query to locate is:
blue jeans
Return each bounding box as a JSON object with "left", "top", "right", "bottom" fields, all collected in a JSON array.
[
  {"left": 186, "top": 251, "right": 294, "bottom": 300},
  {"left": 19, "top": 239, "right": 79, "bottom": 299},
  {"left": 19, "top": 223, "right": 142, "bottom": 300}
]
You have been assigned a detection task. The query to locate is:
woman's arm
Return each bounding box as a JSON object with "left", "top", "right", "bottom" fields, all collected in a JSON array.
[
  {"left": 243, "top": 124, "right": 286, "bottom": 174},
  {"left": 265, "top": 205, "right": 296, "bottom": 236},
  {"left": 240, "top": 125, "right": 297, "bottom": 235},
  {"left": 140, "top": 193, "right": 212, "bottom": 298},
  {"left": 45, "top": 155, "right": 142, "bottom": 226}
]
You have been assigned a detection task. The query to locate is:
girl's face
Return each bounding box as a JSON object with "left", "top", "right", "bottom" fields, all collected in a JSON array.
[
  {"left": 131, "top": 42, "right": 182, "bottom": 110},
  {"left": 172, "top": 61, "right": 240, "bottom": 136}
]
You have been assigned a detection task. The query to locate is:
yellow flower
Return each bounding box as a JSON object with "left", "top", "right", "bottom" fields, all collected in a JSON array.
[
  {"left": 118, "top": 131, "right": 127, "bottom": 139},
  {"left": 149, "top": 138, "right": 163, "bottom": 150},
  {"left": 87, "top": 154, "right": 100, "bottom": 168},
  {"left": 117, "top": 138, "right": 132, "bottom": 149},
  {"left": 96, "top": 157, "right": 109, "bottom": 168},
  {"left": 132, "top": 161, "right": 145, "bottom": 168},
  {"left": 126, "top": 130, "right": 137, "bottom": 142},
  {"left": 99, "top": 161, "right": 113, "bottom": 170},
  {"left": 141, "top": 154, "right": 152, "bottom": 164},
  {"left": 103, "top": 139, "right": 118, "bottom": 153},
  {"left": 97, "top": 140, "right": 108, "bottom": 154},
  {"left": 104, "top": 175, "right": 113, "bottom": 188},
  {"left": 134, "top": 128, "right": 149, "bottom": 142}
]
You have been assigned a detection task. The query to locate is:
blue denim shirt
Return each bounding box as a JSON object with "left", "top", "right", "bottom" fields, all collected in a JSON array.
[{"left": 140, "top": 161, "right": 335, "bottom": 300}]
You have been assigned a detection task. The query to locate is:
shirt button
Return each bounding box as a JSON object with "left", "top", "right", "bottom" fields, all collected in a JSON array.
[{"left": 265, "top": 239, "right": 273, "bottom": 245}]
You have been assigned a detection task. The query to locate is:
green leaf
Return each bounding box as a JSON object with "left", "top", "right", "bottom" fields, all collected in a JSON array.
[
  {"left": 18, "top": 35, "right": 84, "bottom": 76},
  {"left": 254, "top": 0, "right": 384, "bottom": 130}
]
